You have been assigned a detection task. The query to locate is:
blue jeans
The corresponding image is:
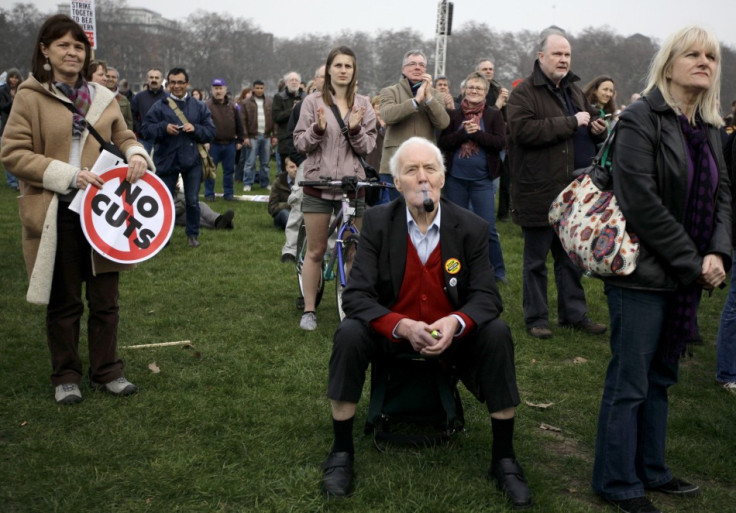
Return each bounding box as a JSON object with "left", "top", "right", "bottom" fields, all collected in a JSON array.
[
  {"left": 592, "top": 284, "right": 678, "bottom": 501},
  {"left": 374, "top": 173, "right": 401, "bottom": 205},
  {"left": 205, "top": 142, "right": 236, "bottom": 199},
  {"left": 244, "top": 135, "right": 271, "bottom": 187},
  {"left": 273, "top": 209, "right": 289, "bottom": 229},
  {"left": 716, "top": 252, "right": 736, "bottom": 383},
  {"left": 160, "top": 166, "right": 201, "bottom": 237},
  {"left": 235, "top": 145, "right": 250, "bottom": 182},
  {"left": 444, "top": 175, "right": 506, "bottom": 280},
  {"left": 5, "top": 169, "right": 18, "bottom": 188}
]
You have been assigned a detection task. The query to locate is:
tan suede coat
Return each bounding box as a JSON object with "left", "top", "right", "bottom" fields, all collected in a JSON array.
[{"left": 0, "top": 77, "right": 154, "bottom": 305}]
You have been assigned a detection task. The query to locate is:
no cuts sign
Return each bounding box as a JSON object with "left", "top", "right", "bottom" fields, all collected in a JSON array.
[{"left": 81, "top": 167, "right": 174, "bottom": 264}]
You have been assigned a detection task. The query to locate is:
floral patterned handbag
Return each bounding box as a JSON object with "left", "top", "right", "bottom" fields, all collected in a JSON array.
[{"left": 548, "top": 123, "right": 640, "bottom": 277}]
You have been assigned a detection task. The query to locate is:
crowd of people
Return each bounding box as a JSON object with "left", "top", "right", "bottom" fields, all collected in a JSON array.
[{"left": 1, "top": 13, "right": 735, "bottom": 513}]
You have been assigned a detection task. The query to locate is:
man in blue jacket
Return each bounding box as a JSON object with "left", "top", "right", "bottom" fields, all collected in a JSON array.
[{"left": 140, "top": 67, "right": 216, "bottom": 247}]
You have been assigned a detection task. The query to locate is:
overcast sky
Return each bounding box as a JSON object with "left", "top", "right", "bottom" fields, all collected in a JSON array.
[{"left": 33, "top": 0, "right": 735, "bottom": 48}]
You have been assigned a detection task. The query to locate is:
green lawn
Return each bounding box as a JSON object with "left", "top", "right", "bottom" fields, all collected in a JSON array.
[{"left": 0, "top": 170, "right": 734, "bottom": 513}]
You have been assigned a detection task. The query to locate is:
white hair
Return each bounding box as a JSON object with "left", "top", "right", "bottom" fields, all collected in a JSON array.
[{"left": 389, "top": 137, "right": 445, "bottom": 179}]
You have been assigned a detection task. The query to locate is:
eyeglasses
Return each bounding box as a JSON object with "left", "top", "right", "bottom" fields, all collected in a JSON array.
[
  {"left": 403, "top": 61, "right": 427, "bottom": 69},
  {"left": 168, "top": 80, "right": 187, "bottom": 86},
  {"left": 466, "top": 86, "right": 486, "bottom": 92}
]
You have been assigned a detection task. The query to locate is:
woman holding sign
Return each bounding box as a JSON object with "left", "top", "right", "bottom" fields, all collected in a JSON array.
[{"left": 0, "top": 15, "right": 154, "bottom": 405}]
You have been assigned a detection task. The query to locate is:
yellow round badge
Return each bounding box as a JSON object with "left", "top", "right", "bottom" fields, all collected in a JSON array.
[{"left": 445, "top": 258, "right": 461, "bottom": 274}]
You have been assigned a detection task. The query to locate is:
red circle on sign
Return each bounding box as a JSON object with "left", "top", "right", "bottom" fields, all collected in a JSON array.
[{"left": 80, "top": 167, "right": 174, "bottom": 264}]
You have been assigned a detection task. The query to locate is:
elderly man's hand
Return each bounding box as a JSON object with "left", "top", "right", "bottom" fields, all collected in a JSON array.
[
  {"left": 421, "top": 315, "right": 459, "bottom": 357},
  {"left": 414, "top": 73, "right": 433, "bottom": 103},
  {"left": 396, "top": 318, "right": 436, "bottom": 353}
]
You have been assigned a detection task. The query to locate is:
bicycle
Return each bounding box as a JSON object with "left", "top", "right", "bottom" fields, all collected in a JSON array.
[{"left": 295, "top": 176, "right": 394, "bottom": 320}]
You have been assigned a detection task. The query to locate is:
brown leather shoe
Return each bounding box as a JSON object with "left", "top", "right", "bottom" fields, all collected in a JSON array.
[
  {"left": 561, "top": 319, "right": 607, "bottom": 335},
  {"left": 528, "top": 326, "right": 552, "bottom": 339}
]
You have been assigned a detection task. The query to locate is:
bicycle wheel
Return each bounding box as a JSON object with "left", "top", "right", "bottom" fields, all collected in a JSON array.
[
  {"left": 296, "top": 222, "right": 324, "bottom": 309},
  {"left": 335, "top": 233, "right": 360, "bottom": 321}
]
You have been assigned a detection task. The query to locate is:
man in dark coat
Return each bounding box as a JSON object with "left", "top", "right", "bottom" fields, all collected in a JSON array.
[
  {"left": 272, "top": 71, "right": 305, "bottom": 174},
  {"left": 506, "top": 29, "right": 607, "bottom": 339},
  {"left": 320, "top": 137, "right": 532, "bottom": 510}
]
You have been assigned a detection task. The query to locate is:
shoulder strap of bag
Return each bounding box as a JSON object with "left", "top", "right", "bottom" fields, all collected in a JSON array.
[
  {"left": 167, "top": 97, "right": 190, "bottom": 125},
  {"left": 168, "top": 97, "right": 209, "bottom": 160},
  {"left": 329, "top": 103, "right": 363, "bottom": 158},
  {"left": 57, "top": 97, "right": 126, "bottom": 161}
]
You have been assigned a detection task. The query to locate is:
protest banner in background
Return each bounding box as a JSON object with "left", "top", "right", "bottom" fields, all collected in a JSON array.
[
  {"left": 80, "top": 167, "right": 174, "bottom": 264},
  {"left": 70, "top": 0, "right": 97, "bottom": 49}
]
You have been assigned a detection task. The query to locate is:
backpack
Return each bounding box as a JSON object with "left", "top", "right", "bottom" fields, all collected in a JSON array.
[{"left": 364, "top": 353, "right": 465, "bottom": 451}]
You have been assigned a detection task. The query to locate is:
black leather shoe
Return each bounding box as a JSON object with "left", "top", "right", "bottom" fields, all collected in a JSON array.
[
  {"left": 215, "top": 209, "right": 235, "bottom": 229},
  {"left": 321, "top": 451, "right": 354, "bottom": 498},
  {"left": 490, "top": 458, "right": 532, "bottom": 509},
  {"left": 647, "top": 477, "right": 700, "bottom": 496},
  {"left": 606, "top": 496, "right": 661, "bottom": 513}
]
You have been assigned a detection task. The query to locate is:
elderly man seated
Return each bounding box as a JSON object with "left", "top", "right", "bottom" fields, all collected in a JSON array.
[{"left": 321, "top": 137, "right": 532, "bottom": 509}]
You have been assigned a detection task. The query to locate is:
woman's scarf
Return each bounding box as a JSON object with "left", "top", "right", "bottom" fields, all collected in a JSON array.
[
  {"left": 458, "top": 99, "right": 485, "bottom": 159},
  {"left": 54, "top": 77, "right": 91, "bottom": 136},
  {"left": 660, "top": 114, "right": 717, "bottom": 362}
]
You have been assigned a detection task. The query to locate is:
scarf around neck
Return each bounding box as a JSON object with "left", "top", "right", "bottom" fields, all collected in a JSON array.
[
  {"left": 458, "top": 99, "right": 485, "bottom": 158},
  {"left": 54, "top": 77, "right": 91, "bottom": 136},
  {"left": 660, "top": 114, "right": 717, "bottom": 362}
]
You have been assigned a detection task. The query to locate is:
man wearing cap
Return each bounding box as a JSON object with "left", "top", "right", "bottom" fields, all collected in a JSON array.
[{"left": 204, "top": 78, "right": 245, "bottom": 201}]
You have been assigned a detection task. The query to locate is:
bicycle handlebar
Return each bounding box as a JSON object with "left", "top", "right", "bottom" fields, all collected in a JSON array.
[{"left": 299, "top": 178, "right": 395, "bottom": 189}]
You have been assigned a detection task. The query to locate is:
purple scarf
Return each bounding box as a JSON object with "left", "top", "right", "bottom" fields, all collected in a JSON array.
[
  {"left": 54, "top": 77, "right": 91, "bottom": 136},
  {"left": 660, "top": 115, "right": 717, "bottom": 362}
]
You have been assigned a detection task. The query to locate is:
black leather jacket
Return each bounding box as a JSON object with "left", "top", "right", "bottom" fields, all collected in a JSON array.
[{"left": 604, "top": 87, "right": 732, "bottom": 291}]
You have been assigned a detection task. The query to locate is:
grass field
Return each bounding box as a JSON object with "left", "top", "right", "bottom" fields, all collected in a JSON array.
[{"left": 0, "top": 167, "right": 734, "bottom": 513}]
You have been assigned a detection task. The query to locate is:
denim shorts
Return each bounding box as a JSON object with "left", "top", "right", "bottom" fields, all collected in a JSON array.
[{"left": 302, "top": 193, "right": 365, "bottom": 216}]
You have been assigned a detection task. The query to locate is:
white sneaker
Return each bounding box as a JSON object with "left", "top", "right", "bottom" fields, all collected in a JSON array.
[
  {"left": 720, "top": 381, "right": 736, "bottom": 393},
  {"left": 92, "top": 377, "right": 138, "bottom": 396},
  {"left": 243, "top": 185, "right": 251, "bottom": 192},
  {"left": 55, "top": 383, "right": 83, "bottom": 404},
  {"left": 300, "top": 312, "right": 317, "bottom": 331}
]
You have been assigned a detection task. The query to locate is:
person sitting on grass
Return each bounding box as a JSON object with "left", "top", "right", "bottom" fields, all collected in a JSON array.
[
  {"left": 268, "top": 156, "right": 297, "bottom": 230},
  {"left": 320, "top": 137, "right": 532, "bottom": 510},
  {"left": 174, "top": 176, "right": 234, "bottom": 230}
]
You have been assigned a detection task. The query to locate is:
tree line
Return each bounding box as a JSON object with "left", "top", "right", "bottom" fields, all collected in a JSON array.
[{"left": 2, "top": 1, "right": 735, "bottom": 113}]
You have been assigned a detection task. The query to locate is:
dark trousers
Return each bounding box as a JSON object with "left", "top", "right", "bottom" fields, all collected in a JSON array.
[
  {"left": 160, "top": 166, "right": 201, "bottom": 237},
  {"left": 522, "top": 225, "right": 588, "bottom": 328},
  {"left": 328, "top": 318, "right": 520, "bottom": 414},
  {"left": 496, "top": 156, "right": 510, "bottom": 220},
  {"left": 47, "top": 205, "right": 123, "bottom": 386}
]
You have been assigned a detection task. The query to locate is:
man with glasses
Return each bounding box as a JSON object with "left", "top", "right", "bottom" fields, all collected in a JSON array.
[
  {"left": 140, "top": 67, "right": 216, "bottom": 248},
  {"left": 378, "top": 50, "right": 450, "bottom": 197}
]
